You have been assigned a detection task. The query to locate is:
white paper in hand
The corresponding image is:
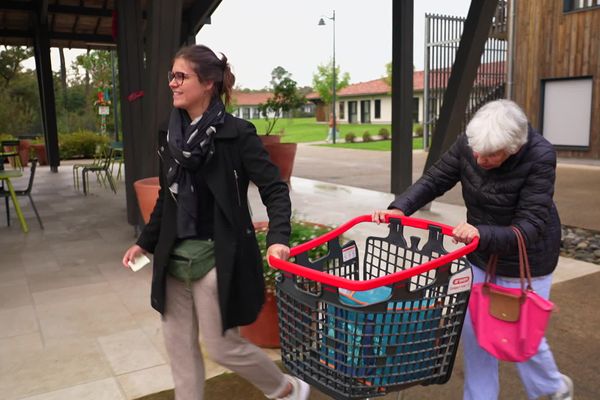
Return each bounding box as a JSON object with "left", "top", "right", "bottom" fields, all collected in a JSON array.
[{"left": 128, "top": 254, "right": 151, "bottom": 272}]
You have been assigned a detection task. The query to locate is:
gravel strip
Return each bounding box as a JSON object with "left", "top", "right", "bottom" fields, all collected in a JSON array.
[{"left": 561, "top": 225, "right": 600, "bottom": 265}]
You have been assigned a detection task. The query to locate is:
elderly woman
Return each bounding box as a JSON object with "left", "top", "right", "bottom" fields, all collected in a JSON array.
[
  {"left": 122, "top": 45, "right": 309, "bottom": 400},
  {"left": 372, "top": 100, "right": 572, "bottom": 400}
]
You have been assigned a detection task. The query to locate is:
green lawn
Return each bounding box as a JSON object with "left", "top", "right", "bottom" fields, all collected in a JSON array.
[
  {"left": 248, "top": 117, "right": 423, "bottom": 150},
  {"left": 248, "top": 117, "right": 393, "bottom": 144},
  {"left": 319, "top": 137, "right": 423, "bottom": 151}
]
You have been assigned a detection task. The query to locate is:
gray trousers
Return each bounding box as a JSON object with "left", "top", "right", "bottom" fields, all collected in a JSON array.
[{"left": 162, "top": 268, "right": 288, "bottom": 400}]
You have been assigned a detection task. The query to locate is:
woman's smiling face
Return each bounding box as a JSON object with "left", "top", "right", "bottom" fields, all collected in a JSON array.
[{"left": 169, "top": 58, "right": 213, "bottom": 118}]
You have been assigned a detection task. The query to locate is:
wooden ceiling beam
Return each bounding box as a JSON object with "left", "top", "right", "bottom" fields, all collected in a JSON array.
[
  {"left": 187, "top": 0, "right": 221, "bottom": 36},
  {"left": 47, "top": 4, "right": 112, "bottom": 17}
]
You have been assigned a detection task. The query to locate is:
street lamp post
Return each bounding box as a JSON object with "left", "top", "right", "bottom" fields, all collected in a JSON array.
[{"left": 319, "top": 10, "right": 336, "bottom": 144}]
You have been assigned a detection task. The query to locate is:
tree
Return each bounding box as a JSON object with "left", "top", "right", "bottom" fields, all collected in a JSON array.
[
  {"left": 0, "top": 46, "right": 33, "bottom": 88},
  {"left": 71, "top": 50, "right": 113, "bottom": 99},
  {"left": 0, "top": 70, "right": 41, "bottom": 135},
  {"left": 384, "top": 62, "right": 392, "bottom": 86},
  {"left": 258, "top": 67, "right": 305, "bottom": 135},
  {"left": 383, "top": 61, "right": 415, "bottom": 88},
  {"left": 311, "top": 61, "right": 350, "bottom": 106}
]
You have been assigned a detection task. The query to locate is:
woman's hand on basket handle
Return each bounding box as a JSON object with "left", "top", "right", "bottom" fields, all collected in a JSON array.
[
  {"left": 372, "top": 208, "right": 405, "bottom": 224},
  {"left": 452, "top": 222, "right": 480, "bottom": 244},
  {"left": 267, "top": 244, "right": 290, "bottom": 266}
]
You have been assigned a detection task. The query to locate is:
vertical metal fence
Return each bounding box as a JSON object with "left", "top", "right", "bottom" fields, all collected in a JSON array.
[{"left": 423, "top": 1, "right": 508, "bottom": 150}]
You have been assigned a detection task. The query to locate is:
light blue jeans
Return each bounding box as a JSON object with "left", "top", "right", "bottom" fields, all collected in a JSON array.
[{"left": 462, "top": 265, "right": 564, "bottom": 399}]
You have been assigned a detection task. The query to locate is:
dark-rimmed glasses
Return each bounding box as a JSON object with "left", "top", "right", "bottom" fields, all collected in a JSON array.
[{"left": 167, "top": 71, "right": 196, "bottom": 85}]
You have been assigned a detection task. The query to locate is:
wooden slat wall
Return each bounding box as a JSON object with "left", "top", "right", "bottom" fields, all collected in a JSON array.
[{"left": 513, "top": 1, "right": 600, "bottom": 158}]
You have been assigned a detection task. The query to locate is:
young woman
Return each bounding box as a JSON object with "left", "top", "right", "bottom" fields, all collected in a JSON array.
[
  {"left": 122, "top": 44, "right": 309, "bottom": 400},
  {"left": 372, "top": 100, "right": 572, "bottom": 400}
]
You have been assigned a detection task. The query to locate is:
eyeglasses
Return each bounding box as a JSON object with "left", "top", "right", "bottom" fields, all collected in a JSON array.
[{"left": 167, "top": 71, "right": 196, "bottom": 85}]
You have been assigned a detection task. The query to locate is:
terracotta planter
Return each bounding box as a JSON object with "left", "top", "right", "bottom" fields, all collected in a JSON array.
[
  {"left": 264, "top": 142, "right": 297, "bottom": 183},
  {"left": 239, "top": 221, "right": 281, "bottom": 348},
  {"left": 18, "top": 140, "right": 31, "bottom": 167},
  {"left": 240, "top": 291, "right": 280, "bottom": 348},
  {"left": 133, "top": 177, "right": 160, "bottom": 224},
  {"left": 259, "top": 135, "right": 281, "bottom": 145},
  {"left": 31, "top": 144, "right": 47, "bottom": 165}
]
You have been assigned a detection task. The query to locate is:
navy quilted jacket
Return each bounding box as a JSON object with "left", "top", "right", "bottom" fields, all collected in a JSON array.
[{"left": 389, "top": 127, "right": 561, "bottom": 277}]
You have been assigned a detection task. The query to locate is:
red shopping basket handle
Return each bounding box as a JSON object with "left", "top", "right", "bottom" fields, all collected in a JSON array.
[{"left": 268, "top": 214, "right": 479, "bottom": 291}]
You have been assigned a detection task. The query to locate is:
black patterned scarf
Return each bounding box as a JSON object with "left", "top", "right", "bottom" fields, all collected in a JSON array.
[{"left": 166, "top": 99, "right": 225, "bottom": 238}]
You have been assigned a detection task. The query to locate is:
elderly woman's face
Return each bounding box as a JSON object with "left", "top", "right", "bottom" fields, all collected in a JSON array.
[{"left": 472, "top": 149, "right": 511, "bottom": 170}]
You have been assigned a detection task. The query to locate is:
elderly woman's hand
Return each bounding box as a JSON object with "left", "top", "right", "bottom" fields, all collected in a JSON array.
[
  {"left": 452, "top": 222, "right": 480, "bottom": 244},
  {"left": 372, "top": 208, "right": 405, "bottom": 224},
  {"left": 267, "top": 243, "right": 290, "bottom": 265}
]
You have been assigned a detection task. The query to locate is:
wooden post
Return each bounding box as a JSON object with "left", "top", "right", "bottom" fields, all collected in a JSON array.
[{"left": 391, "top": 0, "right": 414, "bottom": 195}]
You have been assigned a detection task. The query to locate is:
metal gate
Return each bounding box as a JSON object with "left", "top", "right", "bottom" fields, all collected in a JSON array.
[{"left": 423, "top": 2, "right": 508, "bottom": 149}]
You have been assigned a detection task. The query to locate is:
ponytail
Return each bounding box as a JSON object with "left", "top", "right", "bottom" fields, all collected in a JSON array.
[
  {"left": 174, "top": 44, "right": 236, "bottom": 107},
  {"left": 220, "top": 53, "right": 235, "bottom": 107}
]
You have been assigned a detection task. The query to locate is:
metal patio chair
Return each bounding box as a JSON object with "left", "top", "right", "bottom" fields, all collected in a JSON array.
[{"left": 1, "top": 158, "right": 43, "bottom": 229}]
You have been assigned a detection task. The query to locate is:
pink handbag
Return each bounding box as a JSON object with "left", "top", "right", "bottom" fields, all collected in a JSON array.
[{"left": 469, "top": 227, "right": 555, "bottom": 362}]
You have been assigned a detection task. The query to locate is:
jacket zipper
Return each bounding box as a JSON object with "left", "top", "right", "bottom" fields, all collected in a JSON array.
[
  {"left": 233, "top": 169, "right": 242, "bottom": 206},
  {"left": 158, "top": 147, "right": 178, "bottom": 204}
]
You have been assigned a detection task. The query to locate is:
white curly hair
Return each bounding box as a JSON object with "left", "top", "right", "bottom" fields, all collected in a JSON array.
[{"left": 466, "top": 99, "right": 528, "bottom": 155}]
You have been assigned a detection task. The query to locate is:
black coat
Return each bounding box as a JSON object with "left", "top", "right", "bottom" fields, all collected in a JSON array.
[
  {"left": 390, "top": 127, "right": 561, "bottom": 277},
  {"left": 136, "top": 113, "right": 291, "bottom": 331}
]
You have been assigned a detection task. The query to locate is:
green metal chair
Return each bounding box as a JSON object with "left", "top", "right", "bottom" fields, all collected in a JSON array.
[
  {"left": 72, "top": 145, "right": 105, "bottom": 190},
  {"left": 1, "top": 140, "right": 22, "bottom": 170},
  {"left": 82, "top": 148, "right": 117, "bottom": 195},
  {"left": 1, "top": 159, "right": 43, "bottom": 229},
  {"left": 109, "top": 141, "right": 124, "bottom": 181}
]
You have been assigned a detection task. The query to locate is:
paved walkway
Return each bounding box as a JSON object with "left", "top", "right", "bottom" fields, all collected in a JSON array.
[
  {"left": 0, "top": 146, "right": 598, "bottom": 399},
  {"left": 293, "top": 143, "right": 600, "bottom": 231}
]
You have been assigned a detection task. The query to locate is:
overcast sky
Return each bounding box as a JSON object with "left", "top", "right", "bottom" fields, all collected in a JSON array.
[{"left": 23, "top": 0, "right": 470, "bottom": 90}]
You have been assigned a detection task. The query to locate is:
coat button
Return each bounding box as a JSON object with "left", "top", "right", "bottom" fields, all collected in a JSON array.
[
  {"left": 160, "top": 146, "right": 164, "bottom": 152},
  {"left": 246, "top": 228, "right": 253, "bottom": 235}
]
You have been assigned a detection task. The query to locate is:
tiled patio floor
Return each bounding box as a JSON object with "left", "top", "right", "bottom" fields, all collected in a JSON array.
[{"left": 0, "top": 160, "right": 598, "bottom": 400}]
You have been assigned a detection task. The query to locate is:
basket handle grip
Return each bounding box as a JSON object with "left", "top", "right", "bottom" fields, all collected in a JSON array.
[{"left": 268, "top": 214, "right": 479, "bottom": 291}]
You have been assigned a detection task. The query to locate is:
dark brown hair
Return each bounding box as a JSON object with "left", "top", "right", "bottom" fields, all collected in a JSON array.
[{"left": 174, "top": 44, "right": 235, "bottom": 106}]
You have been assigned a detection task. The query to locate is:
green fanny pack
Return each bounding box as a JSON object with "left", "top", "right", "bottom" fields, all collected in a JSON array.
[{"left": 168, "top": 239, "right": 215, "bottom": 285}]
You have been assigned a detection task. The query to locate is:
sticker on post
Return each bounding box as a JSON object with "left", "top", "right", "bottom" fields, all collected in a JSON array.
[
  {"left": 342, "top": 245, "right": 357, "bottom": 263},
  {"left": 447, "top": 268, "right": 473, "bottom": 294}
]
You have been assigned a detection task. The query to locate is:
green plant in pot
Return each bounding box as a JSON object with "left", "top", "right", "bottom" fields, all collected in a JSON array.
[
  {"left": 256, "top": 67, "right": 305, "bottom": 182},
  {"left": 257, "top": 66, "right": 305, "bottom": 137},
  {"left": 240, "top": 218, "right": 331, "bottom": 348}
]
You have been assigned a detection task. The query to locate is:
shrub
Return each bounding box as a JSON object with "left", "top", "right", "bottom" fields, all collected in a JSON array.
[
  {"left": 378, "top": 128, "right": 390, "bottom": 140},
  {"left": 362, "top": 131, "right": 373, "bottom": 142},
  {"left": 413, "top": 123, "right": 424, "bottom": 137},
  {"left": 0, "top": 133, "right": 15, "bottom": 142},
  {"left": 345, "top": 132, "right": 356, "bottom": 143},
  {"left": 255, "top": 218, "right": 331, "bottom": 293},
  {"left": 59, "top": 130, "right": 110, "bottom": 159}
]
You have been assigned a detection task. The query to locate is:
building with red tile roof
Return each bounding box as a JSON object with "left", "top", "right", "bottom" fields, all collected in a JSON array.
[
  {"left": 232, "top": 90, "right": 315, "bottom": 120},
  {"left": 308, "top": 62, "right": 505, "bottom": 124}
]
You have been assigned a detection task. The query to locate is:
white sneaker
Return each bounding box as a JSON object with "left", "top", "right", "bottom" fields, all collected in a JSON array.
[
  {"left": 549, "top": 374, "right": 573, "bottom": 400},
  {"left": 281, "top": 374, "right": 310, "bottom": 400}
]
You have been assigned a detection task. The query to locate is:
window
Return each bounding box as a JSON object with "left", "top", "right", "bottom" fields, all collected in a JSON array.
[
  {"left": 360, "top": 100, "right": 371, "bottom": 123},
  {"left": 348, "top": 101, "right": 358, "bottom": 123},
  {"left": 243, "top": 108, "right": 250, "bottom": 119},
  {"left": 563, "top": 0, "right": 600, "bottom": 12},
  {"left": 412, "top": 98, "right": 420, "bottom": 123},
  {"left": 541, "top": 76, "right": 592, "bottom": 149},
  {"left": 339, "top": 101, "right": 345, "bottom": 120},
  {"left": 374, "top": 100, "right": 381, "bottom": 119},
  {"left": 252, "top": 107, "right": 261, "bottom": 119}
]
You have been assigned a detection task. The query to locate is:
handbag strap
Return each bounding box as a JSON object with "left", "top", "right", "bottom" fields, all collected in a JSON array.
[
  {"left": 484, "top": 253, "right": 499, "bottom": 283},
  {"left": 512, "top": 226, "right": 534, "bottom": 291}
]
